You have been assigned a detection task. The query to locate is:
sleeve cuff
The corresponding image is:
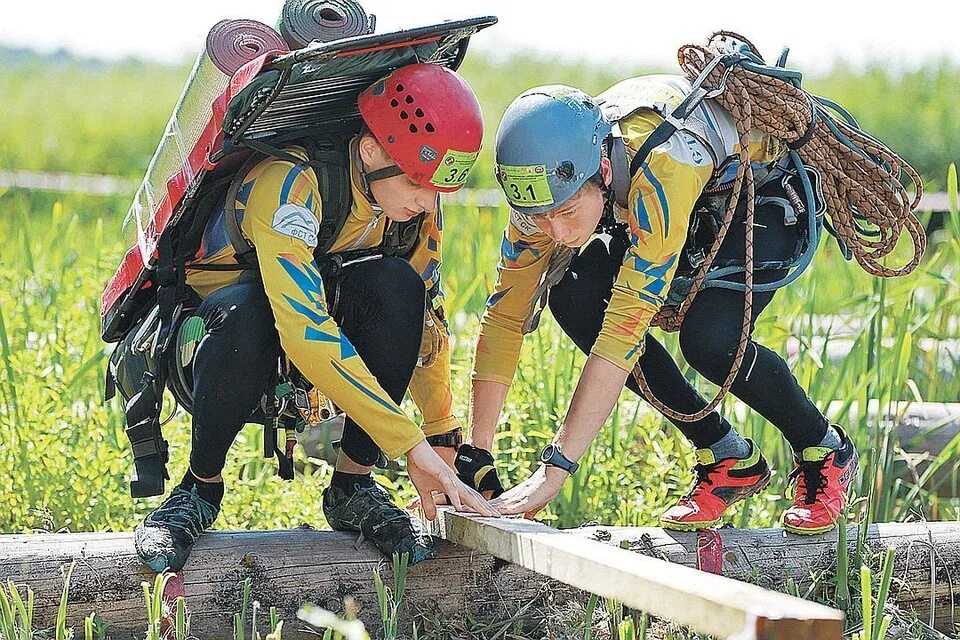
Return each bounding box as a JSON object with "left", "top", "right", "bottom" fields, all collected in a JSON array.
[
  {"left": 589, "top": 344, "right": 638, "bottom": 373},
  {"left": 422, "top": 415, "right": 462, "bottom": 438},
  {"left": 383, "top": 431, "right": 427, "bottom": 460}
]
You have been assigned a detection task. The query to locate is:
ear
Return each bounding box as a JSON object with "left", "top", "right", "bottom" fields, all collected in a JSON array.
[
  {"left": 358, "top": 133, "right": 388, "bottom": 167},
  {"left": 599, "top": 156, "right": 613, "bottom": 187}
]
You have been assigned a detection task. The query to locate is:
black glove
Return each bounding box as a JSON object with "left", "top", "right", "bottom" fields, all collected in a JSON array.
[{"left": 454, "top": 444, "right": 505, "bottom": 498}]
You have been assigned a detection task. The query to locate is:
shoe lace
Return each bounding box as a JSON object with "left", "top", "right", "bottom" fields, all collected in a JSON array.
[
  {"left": 151, "top": 488, "right": 218, "bottom": 540},
  {"left": 684, "top": 462, "right": 721, "bottom": 499},
  {"left": 788, "top": 460, "right": 827, "bottom": 505},
  {"left": 348, "top": 485, "right": 419, "bottom": 541}
]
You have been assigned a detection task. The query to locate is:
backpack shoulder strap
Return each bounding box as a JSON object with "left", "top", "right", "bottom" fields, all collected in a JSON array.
[
  {"left": 307, "top": 135, "right": 353, "bottom": 257},
  {"left": 224, "top": 136, "right": 353, "bottom": 265},
  {"left": 224, "top": 152, "right": 268, "bottom": 268}
]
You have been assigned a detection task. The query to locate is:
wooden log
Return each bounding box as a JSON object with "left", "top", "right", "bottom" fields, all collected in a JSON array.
[
  {"left": 434, "top": 512, "right": 845, "bottom": 640},
  {"left": 0, "top": 529, "right": 561, "bottom": 640},
  {"left": 3, "top": 522, "right": 956, "bottom": 638},
  {"left": 575, "top": 521, "right": 960, "bottom": 634}
]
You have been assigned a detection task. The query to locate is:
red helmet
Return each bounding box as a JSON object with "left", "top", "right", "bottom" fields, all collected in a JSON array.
[{"left": 358, "top": 63, "right": 483, "bottom": 193}]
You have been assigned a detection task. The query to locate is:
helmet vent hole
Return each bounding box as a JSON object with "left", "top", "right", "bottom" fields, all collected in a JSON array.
[
  {"left": 396, "top": 83, "right": 404, "bottom": 92},
  {"left": 409, "top": 124, "right": 419, "bottom": 133},
  {"left": 405, "top": 95, "right": 415, "bottom": 104},
  {"left": 390, "top": 99, "right": 399, "bottom": 108},
  {"left": 415, "top": 108, "right": 424, "bottom": 118},
  {"left": 400, "top": 111, "right": 409, "bottom": 120},
  {"left": 425, "top": 122, "right": 435, "bottom": 133}
]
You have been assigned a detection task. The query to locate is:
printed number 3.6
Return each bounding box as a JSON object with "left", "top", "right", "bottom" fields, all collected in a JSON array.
[{"left": 444, "top": 167, "right": 467, "bottom": 184}]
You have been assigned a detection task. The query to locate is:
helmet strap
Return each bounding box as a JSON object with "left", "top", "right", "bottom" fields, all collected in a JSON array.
[
  {"left": 354, "top": 141, "right": 404, "bottom": 214},
  {"left": 365, "top": 165, "right": 404, "bottom": 183},
  {"left": 600, "top": 182, "right": 618, "bottom": 231}
]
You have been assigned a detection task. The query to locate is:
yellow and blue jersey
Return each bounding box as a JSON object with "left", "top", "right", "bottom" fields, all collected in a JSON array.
[
  {"left": 186, "top": 139, "right": 457, "bottom": 459},
  {"left": 474, "top": 77, "right": 783, "bottom": 385}
]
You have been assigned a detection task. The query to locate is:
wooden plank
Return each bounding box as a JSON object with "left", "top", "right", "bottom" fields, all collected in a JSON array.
[
  {"left": 433, "top": 511, "right": 845, "bottom": 640},
  {"left": 577, "top": 521, "right": 960, "bottom": 633}
]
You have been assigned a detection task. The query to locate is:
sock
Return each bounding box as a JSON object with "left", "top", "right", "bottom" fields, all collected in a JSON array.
[
  {"left": 708, "top": 429, "right": 752, "bottom": 461},
  {"left": 331, "top": 470, "right": 375, "bottom": 492},
  {"left": 179, "top": 470, "right": 224, "bottom": 506},
  {"left": 817, "top": 424, "right": 842, "bottom": 451}
]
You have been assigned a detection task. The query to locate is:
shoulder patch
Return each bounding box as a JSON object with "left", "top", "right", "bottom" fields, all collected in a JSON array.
[
  {"left": 272, "top": 204, "right": 320, "bottom": 248},
  {"left": 509, "top": 208, "right": 540, "bottom": 236}
]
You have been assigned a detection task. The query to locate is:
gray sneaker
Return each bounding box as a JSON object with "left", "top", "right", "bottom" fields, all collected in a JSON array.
[
  {"left": 134, "top": 485, "right": 220, "bottom": 572},
  {"left": 322, "top": 482, "right": 435, "bottom": 565}
]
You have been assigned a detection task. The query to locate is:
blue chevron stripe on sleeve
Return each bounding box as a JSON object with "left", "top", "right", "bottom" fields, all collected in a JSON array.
[{"left": 330, "top": 360, "right": 403, "bottom": 415}]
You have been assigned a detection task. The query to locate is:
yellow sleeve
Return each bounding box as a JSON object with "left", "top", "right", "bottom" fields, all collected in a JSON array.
[
  {"left": 242, "top": 157, "right": 425, "bottom": 459},
  {"left": 473, "top": 211, "right": 557, "bottom": 385},
  {"left": 408, "top": 329, "right": 461, "bottom": 436},
  {"left": 592, "top": 114, "right": 713, "bottom": 369},
  {"left": 405, "top": 205, "right": 461, "bottom": 436}
]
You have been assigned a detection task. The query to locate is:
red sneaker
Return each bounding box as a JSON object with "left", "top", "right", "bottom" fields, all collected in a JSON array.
[
  {"left": 781, "top": 426, "right": 859, "bottom": 535},
  {"left": 661, "top": 440, "right": 771, "bottom": 531}
]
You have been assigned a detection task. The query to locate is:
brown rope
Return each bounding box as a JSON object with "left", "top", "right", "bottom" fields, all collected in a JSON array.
[{"left": 632, "top": 31, "right": 925, "bottom": 422}]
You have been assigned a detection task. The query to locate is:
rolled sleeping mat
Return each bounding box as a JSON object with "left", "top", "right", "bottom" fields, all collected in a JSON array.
[
  {"left": 124, "top": 19, "right": 287, "bottom": 258},
  {"left": 206, "top": 18, "right": 288, "bottom": 74},
  {"left": 278, "top": 0, "right": 375, "bottom": 49}
]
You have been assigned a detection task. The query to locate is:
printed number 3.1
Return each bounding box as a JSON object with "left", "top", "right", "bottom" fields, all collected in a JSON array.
[{"left": 509, "top": 183, "right": 537, "bottom": 201}]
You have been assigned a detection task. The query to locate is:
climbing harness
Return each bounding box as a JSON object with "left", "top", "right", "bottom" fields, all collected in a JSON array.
[{"left": 629, "top": 31, "right": 924, "bottom": 421}]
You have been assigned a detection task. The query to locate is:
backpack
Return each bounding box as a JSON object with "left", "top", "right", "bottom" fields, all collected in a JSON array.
[{"left": 101, "top": 17, "right": 497, "bottom": 498}]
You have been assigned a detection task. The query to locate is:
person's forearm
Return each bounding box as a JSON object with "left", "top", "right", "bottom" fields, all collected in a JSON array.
[
  {"left": 468, "top": 379, "right": 510, "bottom": 450},
  {"left": 554, "top": 354, "right": 630, "bottom": 462}
]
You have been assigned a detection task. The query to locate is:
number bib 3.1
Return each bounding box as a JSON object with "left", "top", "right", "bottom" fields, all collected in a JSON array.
[{"left": 497, "top": 164, "right": 555, "bottom": 207}]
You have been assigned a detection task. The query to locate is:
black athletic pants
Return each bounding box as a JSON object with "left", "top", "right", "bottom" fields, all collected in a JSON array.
[
  {"left": 548, "top": 195, "right": 829, "bottom": 452},
  {"left": 187, "top": 256, "right": 424, "bottom": 478}
]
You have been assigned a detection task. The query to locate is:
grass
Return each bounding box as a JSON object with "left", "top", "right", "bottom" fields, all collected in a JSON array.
[{"left": 3, "top": 46, "right": 960, "bottom": 190}]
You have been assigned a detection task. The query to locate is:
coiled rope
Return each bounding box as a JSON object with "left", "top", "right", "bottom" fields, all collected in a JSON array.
[{"left": 633, "top": 31, "right": 925, "bottom": 422}]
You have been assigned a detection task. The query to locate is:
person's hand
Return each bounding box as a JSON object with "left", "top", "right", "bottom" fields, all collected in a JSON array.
[
  {"left": 405, "top": 444, "right": 456, "bottom": 511},
  {"left": 406, "top": 440, "right": 499, "bottom": 520},
  {"left": 490, "top": 465, "right": 566, "bottom": 519},
  {"left": 433, "top": 443, "right": 457, "bottom": 469}
]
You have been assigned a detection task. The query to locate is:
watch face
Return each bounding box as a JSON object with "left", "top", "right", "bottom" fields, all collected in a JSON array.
[{"left": 540, "top": 444, "right": 555, "bottom": 464}]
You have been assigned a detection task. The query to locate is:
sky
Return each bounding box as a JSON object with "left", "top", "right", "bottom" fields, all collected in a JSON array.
[{"left": 0, "top": 1, "right": 957, "bottom": 74}]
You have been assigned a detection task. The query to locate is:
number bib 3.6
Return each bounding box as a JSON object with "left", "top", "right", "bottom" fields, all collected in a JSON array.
[{"left": 430, "top": 149, "right": 480, "bottom": 188}]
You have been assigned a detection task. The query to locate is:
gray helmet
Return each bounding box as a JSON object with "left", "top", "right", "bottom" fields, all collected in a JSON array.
[{"left": 494, "top": 85, "right": 611, "bottom": 215}]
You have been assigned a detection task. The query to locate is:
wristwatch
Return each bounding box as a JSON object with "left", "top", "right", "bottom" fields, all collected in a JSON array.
[{"left": 540, "top": 443, "right": 579, "bottom": 475}]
